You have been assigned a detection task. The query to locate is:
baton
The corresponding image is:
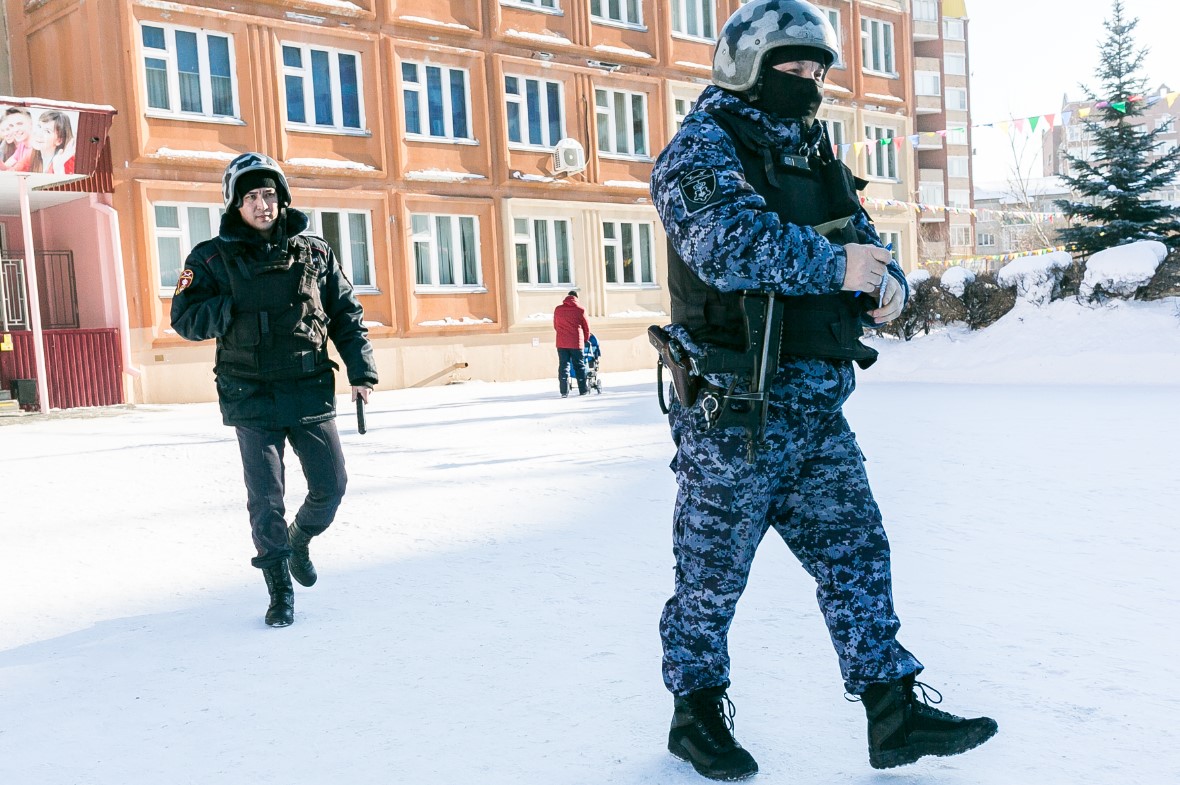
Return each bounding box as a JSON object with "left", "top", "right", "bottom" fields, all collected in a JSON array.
[{"left": 356, "top": 396, "right": 367, "bottom": 435}]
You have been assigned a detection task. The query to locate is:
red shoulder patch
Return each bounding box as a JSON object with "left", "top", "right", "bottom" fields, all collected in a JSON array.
[{"left": 174, "top": 269, "right": 194, "bottom": 296}]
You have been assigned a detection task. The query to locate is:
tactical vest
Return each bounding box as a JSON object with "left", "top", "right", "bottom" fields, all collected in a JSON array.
[
  {"left": 214, "top": 237, "right": 334, "bottom": 381},
  {"left": 668, "top": 109, "right": 879, "bottom": 369}
]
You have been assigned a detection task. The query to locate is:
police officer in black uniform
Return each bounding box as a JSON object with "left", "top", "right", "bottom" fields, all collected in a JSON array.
[
  {"left": 171, "top": 152, "right": 378, "bottom": 628},
  {"left": 649, "top": 1, "right": 996, "bottom": 779}
]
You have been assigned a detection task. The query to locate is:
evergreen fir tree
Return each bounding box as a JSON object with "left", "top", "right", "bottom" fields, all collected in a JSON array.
[{"left": 1054, "top": 0, "right": 1180, "bottom": 255}]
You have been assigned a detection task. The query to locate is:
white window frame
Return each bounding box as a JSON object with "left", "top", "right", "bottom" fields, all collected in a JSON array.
[
  {"left": 913, "top": 0, "right": 938, "bottom": 23},
  {"left": 140, "top": 22, "right": 239, "bottom": 121},
  {"left": 919, "top": 182, "right": 944, "bottom": 206},
  {"left": 674, "top": 97, "right": 692, "bottom": 131},
  {"left": 1156, "top": 116, "right": 1176, "bottom": 133},
  {"left": 978, "top": 232, "right": 996, "bottom": 247},
  {"left": 944, "top": 53, "right": 966, "bottom": 76},
  {"left": 878, "top": 231, "right": 902, "bottom": 267},
  {"left": 947, "top": 126, "right": 969, "bottom": 146},
  {"left": 595, "top": 87, "right": 649, "bottom": 158},
  {"left": 281, "top": 42, "right": 365, "bottom": 133},
  {"left": 303, "top": 208, "right": 377, "bottom": 292},
  {"left": 915, "top": 70, "right": 941, "bottom": 97},
  {"left": 411, "top": 213, "right": 484, "bottom": 291},
  {"left": 951, "top": 225, "right": 973, "bottom": 247},
  {"left": 671, "top": 0, "right": 716, "bottom": 41},
  {"left": 864, "top": 125, "right": 898, "bottom": 180},
  {"left": 514, "top": 217, "right": 574, "bottom": 288},
  {"left": 401, "top": 61, "right": 474, "bottom": 142},
  {"left": 502, "top": 0, "right": 559, "bottom": 11},
  {"left": 824, "top": 9, "right": 845, "bottom": 68},
  {"left": 947, "top": 156, "right": 970, "bottom": 178},
  {"left": 946, "top": 87, "right": 969, "bottom": 112},
  {"left": 590, "top": 0, "right": 643, "bottom": 28},
  {"left": 602, "top": 220, "right": 656, "bottom": 286},
  {"left": 943, "top": 18, "right": 965, "bottom": 40},
  {"left": 821, "top": 118, "right": 846, "bottom": 147},
  {"left": 860, "top": 18, "right": 896, "bottom": 76},
  {"left": 504, "top": 74, "right": 566, "bottom": 149},
  {"left": 948, "top": 189, "right": 971, "bottom": 209},
  {"left": 153, "top": 202, "right": 223, "bottom": 295}
]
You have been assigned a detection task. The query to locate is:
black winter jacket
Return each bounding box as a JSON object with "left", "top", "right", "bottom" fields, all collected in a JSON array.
[{"left": 170, "top": 208, "right": 378, "bottom": 428}]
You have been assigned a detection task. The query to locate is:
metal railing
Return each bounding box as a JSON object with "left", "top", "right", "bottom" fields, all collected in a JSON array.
[{"left": 0, "top": 251, "right": 79, "bottom": 331}]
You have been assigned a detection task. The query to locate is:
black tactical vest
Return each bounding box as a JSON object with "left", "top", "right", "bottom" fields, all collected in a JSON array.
[
  {"left": 214, "top": 237, "right": 334, "bottom": 381},
  {"left": 668, "top": 108, "right": 879, "bottom": 369}
]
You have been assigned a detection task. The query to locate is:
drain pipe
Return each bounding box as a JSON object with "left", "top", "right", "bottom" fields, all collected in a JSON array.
[{"left": 93, "top": 196, "right": 142, "bottom": 382}]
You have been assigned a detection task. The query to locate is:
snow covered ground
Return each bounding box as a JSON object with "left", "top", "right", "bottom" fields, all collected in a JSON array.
[{"left": 2, "top": 298, "right": 1179, "bottom": 784}]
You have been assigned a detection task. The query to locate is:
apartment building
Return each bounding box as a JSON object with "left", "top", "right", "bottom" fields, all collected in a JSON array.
[{"left": 2, "top": 0, "right": 940, "bottom": 407}]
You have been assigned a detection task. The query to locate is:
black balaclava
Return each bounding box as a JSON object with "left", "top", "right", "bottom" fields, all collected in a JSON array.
[
  {"left": 233, "top": 170, "right": 281, "bottom": 209},
  {"left": 750, "top": 45, "right": 830, "bottom": 126}
]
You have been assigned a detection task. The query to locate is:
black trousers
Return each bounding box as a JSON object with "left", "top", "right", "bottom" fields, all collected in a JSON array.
[
  {"left": 235, "top": 420, "right": 347, "bottom": 568},
  {"left": 557, "top": 347, "right": 587, "bottom": 395}
]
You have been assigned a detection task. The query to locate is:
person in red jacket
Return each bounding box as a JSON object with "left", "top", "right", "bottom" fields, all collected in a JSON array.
[{"left": 553, "top": 290, "right": 591, "bottom": 397}]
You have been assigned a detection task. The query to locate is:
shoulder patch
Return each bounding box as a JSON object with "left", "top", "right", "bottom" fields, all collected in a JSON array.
[
  {"left": 174, "top": 269, "right": 194, "bottom": 296},
  {"left": 679, "top": 169, "right": 723, "bottom": 216}
]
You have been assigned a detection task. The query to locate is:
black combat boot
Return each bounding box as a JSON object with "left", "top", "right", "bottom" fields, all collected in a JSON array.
[
  {"left": 668, "top": 684, "right": 759, "bottom": 781},
  {"left": 860, "top": 675, "right": 997, "bottom": 769},
  {"left": 287, "top": 522, "right": 318, "bottom": 587},
  {"left": 261, "top": 560, "right": 294, "bottom": 627}
]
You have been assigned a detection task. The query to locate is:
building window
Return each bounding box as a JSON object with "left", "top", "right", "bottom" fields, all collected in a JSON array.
[
  {"left": 948, "top": 189, "right": 970, "bottom": 209},
  {"left": 590, "top": 0, "right": 642, "bottom": 27},
  {"left": 603, "top": 221, "right": 654, "bottom": 285},
  {"left": 943, "top": 18, "right": 965, "bottom": 40},
  {"left": 674, "top": 97, "right": 692, "bottom": 131},
  {"left": 946, "top": 87, "right": 968, "bottom": 112},
  {"left": 864, "top": 126, "right": 897, "bottom": 179},
  {"left": 412, "top": 214, "right": 482, "bottom": 289},
  {"left": 860, "top": 18, "right": 895, "bottom": 75},
  {"left": 947, "top": 156, "right": 970, "bottom": 178},
  {"left": 304, "top": 209, "right": 376, "bottom": 289},
  {"left": 503, "top": 0, "right": 558, "bottom": 9},
  {"left": 824, "top": 9, "right": 844, "bottom": 67},
  {"left": 919, "top": 182, "right": 944, "bottom": 206},
  {"left": 514, "top": 218, "right": 573, "bottom": 286},
  {"left": 141, "top": 24, "right": 237, "bottom": 119},
  {"left": 947, "top": 126, "right": 969, "bottom": 145},
  {"left": 1157, "top": 116, "right": 1176, "bottom": 133},
  {"left": 154, "top": 203, "right": 222, "bottom": 292},
  {"left": 821, "top": 118, "right": 845, "bottom": 147},
  {"left": 915, "top": 71, "right": 941, "bottom": 97},
  {"left": 672, "top": 0, "right": 716, "bottom": 40},
  {"left": 951, "top": 225, "right": 973, "bottom": 247},
  {"left": 878, "top": 231, "right": 902, "bottom": 266},
  {"left": 505, "top": 75, "right": 564, "bottom": 148},
  {"left": 979, "top": 232, "right": 996, "bottom": 247},
  {"left": 281, "top": 43, "right": 363, "bottom": 131},
  {"left": 944, "top": 53, "right": 966, "bottom": 76},
  {"left": 596, "top": 88, "right": 648, "bottom": 157},
  {"left": 913, "top": 0, "right": 938, "bottom": 22},
  {"left": 402, "top": 62, "right": 472, "bottom": 141}
]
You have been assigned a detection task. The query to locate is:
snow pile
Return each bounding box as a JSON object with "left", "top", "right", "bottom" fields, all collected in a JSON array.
[
  {"left": 940, "top": 265, "right": 975, "bottom": 296},
  {"left": 1080, "top": 240, "right": 1167, "bottom": 298},
  {"left": 906, "top": 268, "right": 931, "bottom": 289},
  {"left": 996, "top": 250, "right": 1073, "bottom": 305}
]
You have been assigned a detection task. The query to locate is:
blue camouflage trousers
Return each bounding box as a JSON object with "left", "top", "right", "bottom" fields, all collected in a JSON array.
[{"left": 660, "top": 369, "right": 922, "bottom": 696}]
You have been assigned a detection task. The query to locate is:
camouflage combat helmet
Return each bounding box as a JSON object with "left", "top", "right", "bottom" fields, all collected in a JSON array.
[
  {"left": 221, "top": 152, "right": 291, "bottom": 209},
  {"left": 712, "top": 0, "right": 841, "bottom": 93}
]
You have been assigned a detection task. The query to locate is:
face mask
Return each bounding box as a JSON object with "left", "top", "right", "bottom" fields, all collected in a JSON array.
[{"left": 751, "top": 70, "right": 823, "bottom": 125}]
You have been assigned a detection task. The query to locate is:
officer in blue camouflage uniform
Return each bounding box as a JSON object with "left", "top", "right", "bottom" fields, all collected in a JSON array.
[{"left": 649, "top": 2, "right": 997, "bottom": 779}]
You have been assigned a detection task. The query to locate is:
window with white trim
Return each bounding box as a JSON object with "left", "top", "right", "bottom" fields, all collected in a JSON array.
[
  {"left": 947, "top": 156, "right": 970, "bottom": 178},
  {"left": 503, "top": 0, "right": 558, "bottom": 9},
  {"left": 821, "top": 118, "right": 845, "bottom": 147},
  {"left": 913, "top": 0, "right": 938, "bottom": 22},
  {"left": 951, "top": 225, "right": 973, "bottom": 247},
  {"left": 141, "top": 23, "right": 238, "bottom": 119},
  {"left": 947, "top": 126, "right": 969, "bottom": 145},
  {"left": 860, "top": 18, "right": 895, "bottom": 75},
  {"left": 412, "top": 214, "right": 482, "bottom": 289},
  {"left": 596, "top": 87, "right": 649, "bottom": 157},
  {"left": 672, "top": 0, "right": 716, "bottom": 40},
  {"left": 591, "top": 0, "right": 642, "bottom": 27},
  {"left": 919, "top": 182, "right": 944, "bottom": 206},
  {"left": 1156, "top": 116, "right": 1176, "bottom": 133},
  {"left": 915, "top": 71, "right": 941, "bottom": 97},
  {"left": 514, "top": 217, "right": 573, "bottom": 286},
  {"left": 864, "top": 126, "right": 897, "bottom": 179},
  {"left": 154, "top": 203, "right": 223, "bottom": 292},
  {"left": 946, "top": 87, "right": 968, "bottom": 112},
  {"left": 402, "top": 61, "right": 472, "bottom": 141},
  {"left": 505, "top": 75, "right": 564, "bottom": 148},
  {"left": 948, "top": 189, "right": 970, "bottom": 209},
  {"left": 281, "top": 43, "right": 363, "bottom": 131},
  {"left": 979, "top": 232, "right": 996, "bottom": 247},
  {"left": 603, "top": 221, "right": 654, "bottom": 285},
  {"left": 878, "top": 231, "right": 902, "bottom": 266},
  {"left": 303, "top": 209, "right": 376, "bottom": 289},
  {"left": 943, "top": 18, "right": 965, "bottom": 40},
  {"left": 944, "top": 53, "right": 966, "bottom": 76},
  {"left": 824, "top": 9, "right": 844, "bottom": 67}
]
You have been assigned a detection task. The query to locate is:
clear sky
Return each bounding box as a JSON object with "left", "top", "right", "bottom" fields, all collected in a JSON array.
[{"left": 967, "top": 0, "right": 1178, "bottom": 185}]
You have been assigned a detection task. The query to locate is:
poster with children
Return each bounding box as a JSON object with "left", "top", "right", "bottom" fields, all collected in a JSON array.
[{"left": 0, "top": 104, "right": 79, "bottom": 175}]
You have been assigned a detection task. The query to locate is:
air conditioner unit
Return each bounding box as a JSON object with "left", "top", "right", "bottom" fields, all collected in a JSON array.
[{"left": 552, "top": 138, "right": 586, "bottom": 174}]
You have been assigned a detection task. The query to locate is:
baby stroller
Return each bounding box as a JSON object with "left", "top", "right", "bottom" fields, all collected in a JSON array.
[{"left": 567, "top": 335, "right": 603, "bottom": 394}]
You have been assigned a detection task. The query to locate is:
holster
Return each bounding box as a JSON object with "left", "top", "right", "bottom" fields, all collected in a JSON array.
[{"left": 648, "top": 325, "right": 700, "bottom": 408}]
